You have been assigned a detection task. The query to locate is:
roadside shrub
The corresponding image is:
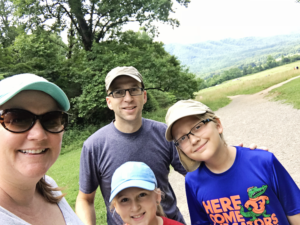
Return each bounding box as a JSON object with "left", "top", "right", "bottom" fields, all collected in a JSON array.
[
  {"left": 147, "top": 89, "right": 176, "bottom": 108},
  {"left": 143, "top": 91, "right": 159, "bottom": 112},
  {"left": 61, "top": 125, "right": 100, "bottom": 154}
]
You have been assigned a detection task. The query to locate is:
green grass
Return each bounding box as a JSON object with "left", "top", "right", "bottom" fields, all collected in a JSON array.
[
  {"left": 143, "top": 107, "right": 168, "bottom": 123},
  {"left": 269, "top": 77, "right": 300, "bottom": 109},
  {"left": 47, "top": 125, "right": 107, "bottom": 225},
  {"left": 196, "top": 61, "right": 300, "bottom": 110}
]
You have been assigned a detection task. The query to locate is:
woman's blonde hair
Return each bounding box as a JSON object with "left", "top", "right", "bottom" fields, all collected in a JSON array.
[
  {"left": 110, "top": 188, "right": 166, "bottom": 218},
  {"left": 36, "top": 177, "right": 65, "bottom": 204}
]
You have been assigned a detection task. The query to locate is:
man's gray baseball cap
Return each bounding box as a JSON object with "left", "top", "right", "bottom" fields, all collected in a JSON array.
[
  {"left": 105, "top": 66, "right": 144, "bottom": 91},
  {"left": 0, "top": 73, "right": 70, "bottom": 111}
]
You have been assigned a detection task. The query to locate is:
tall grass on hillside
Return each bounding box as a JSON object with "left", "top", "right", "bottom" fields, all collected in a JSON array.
[
  {"left": 196, "top": 68, "right": 300, "bottom": 111},
  {"left": 269, "top": 77, "right": 300, "bottom": 109}
]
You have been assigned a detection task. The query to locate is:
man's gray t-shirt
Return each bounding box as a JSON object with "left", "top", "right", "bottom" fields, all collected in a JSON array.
[
  {"left": 0, "top": 176, "right": 84, "bottom": 225},
  {"left": 79, "top": 118, "right": 187, "bottom": 225}
]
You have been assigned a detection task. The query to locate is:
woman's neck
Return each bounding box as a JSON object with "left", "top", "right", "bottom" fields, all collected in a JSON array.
[
  {"left": 205, "top": 145, "right": 237, "bottom": 174},
  {"left": 0, "top": 175, "right": 41, "bottom": 207}
]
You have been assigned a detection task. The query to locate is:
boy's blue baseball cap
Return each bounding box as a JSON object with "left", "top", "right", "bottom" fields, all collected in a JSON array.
[
  {"left": 109, "top": 162, "right": 157, "bottom": 202},
  {"left": 0, "top": 73, "right": 70, "bottom": 111}
]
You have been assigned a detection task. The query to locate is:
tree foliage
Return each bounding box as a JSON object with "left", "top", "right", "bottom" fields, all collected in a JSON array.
[
  {"left": 165, "top": 34, "right": 300, "bottom": 77},
  {"left": 0, "top": 30, "right": 68, "bottom": 80},
  {"left": 13, "top": 0, "right": 190, "bottom": 51},
  {"left": 70, "top": 30, "right": 202, "bottom": 123},
  {"left": 0, "top": 0, "right": 20, "bottom": 47},
  {"left": 204, "top": 54, "right": 300, "bottom": 88},
  {"left": 0, "top": 0, "right": 204, "bottom": 125}
]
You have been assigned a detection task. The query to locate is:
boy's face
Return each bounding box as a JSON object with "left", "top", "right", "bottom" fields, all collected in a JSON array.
[
  {"left": 106, "top": 76, "right": 147, "bottom": 125},
  {"left": 114, "top": 187, "right": 161, "bottom": 225},
  {"left": 171, "top": 115, "right": 223, "bottom": 163}
]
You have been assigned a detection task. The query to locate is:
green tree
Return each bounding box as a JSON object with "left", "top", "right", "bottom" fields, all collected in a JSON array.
[
  {"left": 281, "top": 55, "right": 290, "bottom": 64},
  {"left": 265, "top": 55, "right": 277, "bottom": 69},
  {"left": 1, "top": 31, "right": 68, "bottom": 81},
  {"left": 247, "top": 65, "right": 253, "bottom": 74},
  {"left": 242, "top": 67, "right": 248, "bottom": 76},
  {"left": 0, "top": 0, "right": 20, "bottom": 47},
  {"left": 70, "top": 31, "right": 202, "bottom": 123},
  {"left": 13, "top": 0, "right": 190, "bottom": 51}
]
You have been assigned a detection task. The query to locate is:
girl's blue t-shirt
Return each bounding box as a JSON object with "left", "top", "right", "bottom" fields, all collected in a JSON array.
[{"left": 185, "top": 146, "right": 300, "bottom": 225}]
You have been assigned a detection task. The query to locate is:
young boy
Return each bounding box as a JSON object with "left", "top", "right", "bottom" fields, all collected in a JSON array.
[{"left": 165, "top": 99, "right": 300, "bottom": 225}]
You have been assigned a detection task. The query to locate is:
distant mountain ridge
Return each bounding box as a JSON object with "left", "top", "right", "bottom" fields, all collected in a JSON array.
[{"left": 164, "top": 33, "right": 300, "bottom": 78}]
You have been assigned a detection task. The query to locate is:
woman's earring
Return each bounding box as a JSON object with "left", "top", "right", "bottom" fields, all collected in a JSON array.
[
  {"left": 112, "top": 209, "right": 116, "bottom": 218},
  {"left": 156, "top": 201, "right": 159, "bottom": 205}
]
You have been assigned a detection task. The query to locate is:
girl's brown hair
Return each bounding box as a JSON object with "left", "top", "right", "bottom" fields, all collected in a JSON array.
[{"left": 36, "top": 177, "right": 65, "bottom": 204}]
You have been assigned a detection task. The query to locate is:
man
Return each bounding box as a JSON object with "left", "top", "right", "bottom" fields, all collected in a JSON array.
[
  {"left": 75, "top": 66, "right": 187, "bottom": 225},
  {"left": 75, "top": 66, "right": 264, "bottom": 225}
]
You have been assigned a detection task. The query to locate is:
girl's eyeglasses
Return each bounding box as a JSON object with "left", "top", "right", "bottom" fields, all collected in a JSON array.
[
  {"left": 0, "top": 108, "right": 68, "bottom": 133},
  {"left": 174, "top": 119, "right": 211, "bottom": 148}
]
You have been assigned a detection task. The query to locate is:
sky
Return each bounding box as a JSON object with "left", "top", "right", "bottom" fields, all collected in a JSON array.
[{"left": 124, "top": 0, "right": 300, "bottom": 44}]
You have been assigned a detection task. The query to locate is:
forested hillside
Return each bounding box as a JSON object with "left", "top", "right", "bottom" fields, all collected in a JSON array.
[
  {"left": 0, "top": 0, "right": 202, "bottom": 125},
  {"left": 164, "top": 33, "right": 300, "bottom": 77}
]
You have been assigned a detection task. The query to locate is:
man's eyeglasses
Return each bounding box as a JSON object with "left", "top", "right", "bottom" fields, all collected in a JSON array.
[
  {"left": 108, "top": 87, "right": 144, "bottom": 98},
  {"left": 0, "top": 108, "right": 68, "bottom": 133},
  {"left": 174, "top": 119, "right": 211, "bottom": 148}
]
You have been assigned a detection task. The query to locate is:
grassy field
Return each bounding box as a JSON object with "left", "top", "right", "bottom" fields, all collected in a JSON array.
[
  {"left": 196, "top": 61, "right": 300, "bottom": 111},
  {"left": 47, "top": 128, "right": 108, "bottom": 224},
  {"left": 269, "top": 76, "right": 300, "bottom": 109}
]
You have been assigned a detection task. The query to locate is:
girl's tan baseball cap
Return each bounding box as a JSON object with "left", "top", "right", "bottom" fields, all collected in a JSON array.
[{"left": 165, "top": 99, "right": 213, "bottom": 172}]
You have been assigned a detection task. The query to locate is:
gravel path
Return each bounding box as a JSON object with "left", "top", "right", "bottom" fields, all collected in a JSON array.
[{"left": 169, "top": 75, "right": 300, "bottom": 225}]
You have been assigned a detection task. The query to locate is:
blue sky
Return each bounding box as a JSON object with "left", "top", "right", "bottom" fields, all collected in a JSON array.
[{"left": 125, "top": 0, "right": 300, "bottom": 44}]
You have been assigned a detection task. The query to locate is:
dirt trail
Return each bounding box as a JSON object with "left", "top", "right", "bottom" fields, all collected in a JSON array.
[{"left": 169, "top": 75, "right": 300, "bottom": 225}]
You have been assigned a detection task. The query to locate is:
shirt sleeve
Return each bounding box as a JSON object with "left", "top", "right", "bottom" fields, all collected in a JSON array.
[
  {"left": 170, "top": 141, "right": 187, "bottom": 176},
  {"left": 79, "top": 143, "right": 100, "bottom": 194},
  {"left": 185, "top": 179, "right": 210, "bottom": 225},
  {"left": 271, "top": 154, "right": 300, "bottom": 216}
]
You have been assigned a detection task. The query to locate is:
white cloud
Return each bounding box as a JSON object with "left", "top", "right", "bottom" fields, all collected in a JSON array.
[{"left": 126, "top": 0, "right": 300, "bottom": 44}]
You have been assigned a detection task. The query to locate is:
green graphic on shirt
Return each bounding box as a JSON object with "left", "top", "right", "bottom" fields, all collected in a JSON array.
[{"left": 239, "top": 185, "right": 271, "bottom": 221}]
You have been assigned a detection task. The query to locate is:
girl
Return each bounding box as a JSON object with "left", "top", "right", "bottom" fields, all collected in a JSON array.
[
  {"left": 109, "top": 161, "right": 184, "bottom": 225},
  {"left": 165, "top": 99, "right": 300, "bottom": 225}
]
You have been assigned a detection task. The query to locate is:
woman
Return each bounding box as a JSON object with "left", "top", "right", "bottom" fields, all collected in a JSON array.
[{"left": 0, "top": 74, "right": 84, "bottom": 224}]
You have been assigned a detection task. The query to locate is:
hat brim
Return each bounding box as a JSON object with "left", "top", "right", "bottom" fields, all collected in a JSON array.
[
  {"left": 109, "top": 180, "right": 155, "bottom": 202},
  {"left": 0, "top": 81, "right": 70, "bottom": 111},
  {"left": 165, "top": 109, "right": 207, "bottom": 142},
  {"left": 106, "top": 74, "right": 142, "bottom": 91}
]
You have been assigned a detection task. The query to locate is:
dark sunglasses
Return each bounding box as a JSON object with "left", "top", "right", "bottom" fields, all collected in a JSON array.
[{"left": 0, "top": 108, "right": 68, "bottom": 133}]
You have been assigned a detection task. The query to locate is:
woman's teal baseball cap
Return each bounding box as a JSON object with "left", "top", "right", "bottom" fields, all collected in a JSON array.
[
  {"left": 0, "top": 73, "right": 70, "bottom": 111},
  {"left": 109, "top": 162, "right": 157, "bottom": 202}
]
